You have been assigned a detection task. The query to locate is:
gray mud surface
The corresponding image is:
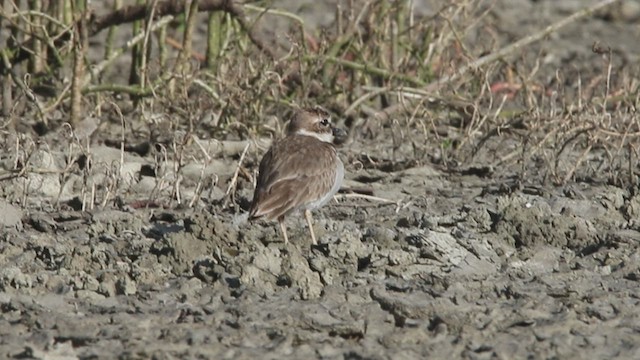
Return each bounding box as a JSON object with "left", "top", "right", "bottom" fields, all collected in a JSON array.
[{"left": 2, "top": 0, "right": 640, "bottom": 359}]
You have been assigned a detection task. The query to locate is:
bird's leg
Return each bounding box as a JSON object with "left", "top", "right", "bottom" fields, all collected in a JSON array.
[
  {"left": 304, "top": 209, "right": 317, "bottom": 245},
  {"left": 278, "top": 215, "right": 289, "bottom": 245}
]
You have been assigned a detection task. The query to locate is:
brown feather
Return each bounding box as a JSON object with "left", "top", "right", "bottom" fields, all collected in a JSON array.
[{"left": 249, "top": 134, "right": 338, "bottom": 220}]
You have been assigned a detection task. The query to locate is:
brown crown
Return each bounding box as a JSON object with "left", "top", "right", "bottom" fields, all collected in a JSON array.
[{"left": 286, "top": 107, "right": 332, "bottom": 135}]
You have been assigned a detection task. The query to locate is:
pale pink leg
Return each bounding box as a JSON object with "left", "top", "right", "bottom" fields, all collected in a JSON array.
[
  {"left": 304, "top": 209, "right": 317, "bottom": 245},
  {"left": 278, "top": 216, "right": 289, "bottom": 244}
]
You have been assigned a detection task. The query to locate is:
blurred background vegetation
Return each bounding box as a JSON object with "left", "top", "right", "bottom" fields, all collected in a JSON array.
[{"left": 0, "top": 0, "right": 638, "bottom": 189}]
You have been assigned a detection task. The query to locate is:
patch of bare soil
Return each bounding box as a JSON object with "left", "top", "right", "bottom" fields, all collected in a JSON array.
[{"left": 2, "top": 0, "right": 640, "bottom": 359}]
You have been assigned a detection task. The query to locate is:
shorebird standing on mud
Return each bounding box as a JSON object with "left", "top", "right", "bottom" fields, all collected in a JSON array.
[{"left": 249, "top": 106, "right": 347, "bottom": 245}]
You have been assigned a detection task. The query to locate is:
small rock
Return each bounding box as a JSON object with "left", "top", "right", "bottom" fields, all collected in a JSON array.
[
  {"left": 363, "top": 226, "right": 397, "bottom": 244},
  {"left": 0, "top": 200, "right": 23, "bottom": 229},
  {"left": 116, "top": 277, "right": 137, "bottom": 295},
  {"left": 76, "top": 290, "right": 106, "bottom": 302},
  {"left": 0, "top": 267, "right": 32, "bottom": 289}
]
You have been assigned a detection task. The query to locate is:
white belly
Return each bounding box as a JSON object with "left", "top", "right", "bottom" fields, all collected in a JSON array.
[{"left": 306, "top": 157, "right": 344, "bottom": 210}]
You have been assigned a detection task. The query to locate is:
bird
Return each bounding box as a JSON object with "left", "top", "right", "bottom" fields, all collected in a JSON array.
[{"left": 249, "top": 106, "right": 347, "bottom": 245}]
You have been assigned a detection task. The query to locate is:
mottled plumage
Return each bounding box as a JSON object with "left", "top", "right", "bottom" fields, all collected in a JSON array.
[{"left": 249, "top": 107, "right": 346, "bottom": 245}]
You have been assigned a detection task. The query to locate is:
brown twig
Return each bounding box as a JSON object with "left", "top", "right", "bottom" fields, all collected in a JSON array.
[
  {"left": 89, "top": 0, "right": 277, "bottom": 60},
  {"left": 176, "top": 0, "right": 199, "bottom": 74},
  {"left": 425, "top": 0, "right": 623, "bottom": 91},
  {"left": 0, "top": 0, "right": 276, "bottom": 76},
  {"left": 70, "top": 0, "right": 89, "bottom": 126}
]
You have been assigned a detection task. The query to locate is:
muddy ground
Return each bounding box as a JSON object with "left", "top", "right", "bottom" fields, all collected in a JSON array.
[{"left": 2, "top": 0, "right": 640, "bottom": 359}]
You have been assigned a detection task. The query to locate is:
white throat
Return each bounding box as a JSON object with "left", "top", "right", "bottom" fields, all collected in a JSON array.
[{"left": 296, "top": 129, "right": 334, "bottom": 143}]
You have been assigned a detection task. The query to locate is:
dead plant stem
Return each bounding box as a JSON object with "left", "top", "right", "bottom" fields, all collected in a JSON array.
[{"left": 425, "top": 0, "right": 623, "bottom": 90}]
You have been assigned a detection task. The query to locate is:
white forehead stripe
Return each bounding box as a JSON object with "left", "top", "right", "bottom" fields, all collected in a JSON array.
[{"left": 296, "top": 128, "right": 334, "bottom": 143}]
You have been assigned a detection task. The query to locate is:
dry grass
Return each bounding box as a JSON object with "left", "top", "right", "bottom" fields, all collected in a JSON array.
[{"left": 0, "top": 0, "right": 638, "bottom": 210}]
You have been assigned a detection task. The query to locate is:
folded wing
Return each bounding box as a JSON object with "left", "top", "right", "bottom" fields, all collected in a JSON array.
[{"left": 249, "top": 136, "right": 337, "bottom": 220}]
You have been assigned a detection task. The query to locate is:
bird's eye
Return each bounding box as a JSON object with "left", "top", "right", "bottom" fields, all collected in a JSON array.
[{"left": 320, "top": 119, "right": 330, "bottom": 126}]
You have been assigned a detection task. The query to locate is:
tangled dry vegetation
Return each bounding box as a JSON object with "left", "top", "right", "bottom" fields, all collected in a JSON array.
[{"left": 0, "top": 0, "right": 638, "bottom": 208}]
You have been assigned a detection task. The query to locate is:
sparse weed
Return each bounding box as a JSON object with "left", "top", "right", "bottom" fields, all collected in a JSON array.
[{"left": 0, "top": 0, "right": 636, "bottom": 210}]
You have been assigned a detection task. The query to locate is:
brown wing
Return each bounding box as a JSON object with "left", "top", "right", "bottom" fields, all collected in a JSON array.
[{"left": 249, "top": 136, "right": 337, "bottom": 220}]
